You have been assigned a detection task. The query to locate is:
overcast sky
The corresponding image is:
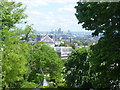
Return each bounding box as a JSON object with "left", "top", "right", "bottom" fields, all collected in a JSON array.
[{"left": 13, "top": 0, "right": 88, "bottom": 32}]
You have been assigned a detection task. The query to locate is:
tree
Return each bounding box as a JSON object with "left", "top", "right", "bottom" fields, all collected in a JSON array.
[
  {"left": 1, "top": 1, "right": 34, "bottom": 88},
  {"left": 1, "top": 1, "right": 64, "bottom": 88},
  {"left": 64, "top": 47, "right": 92, "bottom": 88},
  {"left": 75, "top": 1, "right": 120, "bottom": 88},
  {"left": 1, "top": 1, "right": 27, "bottom": 32},
  {"left": 27, "top": 42, "right": 64, "bottom": 87},
  {"left": 89, "top": 34, "right": 120, "bottom": 88},
  {"left": 75, "top": 2, "right": 120, "bottom": 36},
  {"left": 72, "top": 40, "right": 78, "bottom": 43}
]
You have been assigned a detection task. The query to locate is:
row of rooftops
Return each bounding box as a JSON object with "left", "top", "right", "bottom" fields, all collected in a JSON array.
[
  {"left": 28, "top": 34, "right": 72, "bottom": 59},
  {"left": 41, "top": 35, "right": 55, "bottom": 43}
]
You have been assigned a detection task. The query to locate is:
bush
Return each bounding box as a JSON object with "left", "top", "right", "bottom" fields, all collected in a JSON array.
[{"left": 21, "top": 82, "right": 38, "bottom": 88}]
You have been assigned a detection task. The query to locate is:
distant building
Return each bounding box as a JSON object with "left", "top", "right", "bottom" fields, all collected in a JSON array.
[
  {"left": 67, "top": 30, "right": 72, "bottom": 35},
  {"left": 42, "top": 75, "right": 49, "bottom": 86},
  {"left": 28, "top": 40, "right": 37, "bottom": 45},
  {"left": 54, "top": 47, "right": 72, "bottom": 59},
  {"left": 36, "top": 34, "right": 41, "bottom": 41},
  {"left": 55, "top": 41, "right": 64, "bottom": 46},
  {"left": 72, "top": 43, "right": 76, "bottom": 49},
  {"left": 41, "top": 34, "right": 55, "bottom": 47},
  {"left": 58, "top": 28, "right": 62, "bottom": 34}
]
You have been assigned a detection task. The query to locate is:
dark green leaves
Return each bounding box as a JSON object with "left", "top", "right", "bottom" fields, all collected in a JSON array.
[
  {"left": 75, "top": 2, "right": 120, "bottom": 36},
  {"left": 65, "top": 47, "right": 92, "bottom": 88},
  {"left": 28, "top": 42, "right": 64, "bottom": 86},
  {"left": 75, "top": 2, "right": 120, "bottom": 89}
]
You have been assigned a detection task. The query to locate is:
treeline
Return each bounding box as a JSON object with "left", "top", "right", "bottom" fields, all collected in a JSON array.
[
  {"left": 1, "top": 0, "right": 120, "bottom": 89},
  {"left": 1, "top": 1, "right": 63, "bottom": 89},
  {"left": 64, "top": 1, "right": 120, "bottom": 89}
]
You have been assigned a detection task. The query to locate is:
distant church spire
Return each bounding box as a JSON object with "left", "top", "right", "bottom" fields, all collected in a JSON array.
[{"left": 42, "top": 75, "right": 49, "bottom": 86}]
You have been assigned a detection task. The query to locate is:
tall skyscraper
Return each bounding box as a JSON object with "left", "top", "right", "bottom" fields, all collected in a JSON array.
[{"left": 58, "top": 28, "right": 62, "bottom": 34}]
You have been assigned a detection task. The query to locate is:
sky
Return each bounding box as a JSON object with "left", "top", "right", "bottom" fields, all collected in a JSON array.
[{"left": 12, "top": 0, "right": 88, "bottom": 32}]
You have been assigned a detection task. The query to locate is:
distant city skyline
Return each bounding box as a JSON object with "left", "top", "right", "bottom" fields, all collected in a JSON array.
[{"left": 14, "top": 0, "right": 89, "bottom": 32}]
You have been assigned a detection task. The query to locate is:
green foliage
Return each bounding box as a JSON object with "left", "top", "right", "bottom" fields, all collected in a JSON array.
[
  {"left": 77, "top": 41, "right": 88, "bottom": 46},
  {"left": 75, "top": 1, "right": 120, "bottom": 89},
  {"left": 41, "top": 86, "right": 55, "bottom": 88},
  {"left": 65, "top": 47, "right": 92, "bottom": 88},
  {"left": 21, "top": 25, "right": 35, "bottom": 41},
  {"left": 28, "top": 42, "right": 64, "bottom": 86},
  {"left": 89, "top": 33, "right": 120, "bottom": 88},
  {"left": 1, "top": 1, "right": 65, "bottom": 88},
  {"left": 59, "top": 43, "right": 64, "bottom": 46},
  {"left": 2, "top": 41, "right": 30, "bottom": 87},
  {"left": 1, "top": 1, "right": 27, "bottom": 30},
  {"left": 1, "top": 1, "right": 33, "bottom": 88},
  {"left": 71, "top": 40, "right": 78, "bottom": 43},
  {"left": 75, "top": 2, "right": 120, "bottom": 36},
  {"left": 21, "top": 82, "right": 38, "bottom": 88},
  {"left": 1, "top": 0, "right": 65, "bottom": 89}
]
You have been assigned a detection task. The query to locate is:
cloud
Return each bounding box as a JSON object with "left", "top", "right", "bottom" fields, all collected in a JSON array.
[
  {"left": 14, "top": 0, "right": 79, "bottom": 7},
  {"left": 44, "top": 0, "right": 79, "bottom": 4},
  {"left": 14, "top": 0, "right": 47, "bottom": 9},
  {"left": 26, "top": 11, "right": 71, "bottom": 28},
  {"left": 59, "top": 7, "right": 75, "bottom": 12},
  {"left": 25, "top": 10, "right": 41, "bottom": 16},
  {"left": 24, "top": 8, "right": 78, "bottom": 31},
  {"left": 58, "top": 5, "right": 76, "bottom": 12},
  {"left": 12, "top": 0, "right": 85, "bottom": 32},
  {"left": 25, "top": 11, "right": 56, "bottom": 26}
]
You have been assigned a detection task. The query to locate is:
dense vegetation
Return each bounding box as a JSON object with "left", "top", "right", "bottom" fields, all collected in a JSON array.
[
  {"left": 1, "top": 0, "right": 120, "bottom": 89},
  {"left": 65, "top": 47, "right": 92, "bottom": 88},
  {"left": 1, "top": 1, "right": 63, "bottom": 89},
  {"left": 70, "top": 1, "right": 120, "bottom": 89},
  {"left": 59, "top": 1, "right": 120, "bottom": 89}
]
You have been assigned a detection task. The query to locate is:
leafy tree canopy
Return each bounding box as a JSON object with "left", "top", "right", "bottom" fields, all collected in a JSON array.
[
  {"left": 28, "top": 42, "right": 64, "bottom": 86},
  {"left": 75, "top": 2, "right": 120, "bottom": 36},
  {"left": 75, "top": 1, "right": 120, "bottom": 89},
  {"left": 1, "top": 1, "right": 33, "bottom": 88},
  {"left": 65, "top": 47, "right": 92, "bottom": 88},
  {"left": 89, "top": 34, "right": 120, "bottom": 88}
]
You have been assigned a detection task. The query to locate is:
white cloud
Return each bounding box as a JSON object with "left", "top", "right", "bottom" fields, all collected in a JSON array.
[
  {"left": 44, "top": 0, "right": 79, "bottom": 3},
  {"left": 25, "top": 10, "right": 41, "bottom": 16},
  {"left": 14, "top": 0, "right": 47, "bottom": 9},
  {"left": 11, "top": 0, "right": 85, "bottom": 32},
  {"left": 25, "top": 11, "right": 56, "bottom": 26},
  {"left": 34, "top": 0, "right": 47, "bottom": 6},
  {"left": 59, "top": 7, "right": 75, "bottom": 12},
  {"left": 14, "top": 0, "right": 79, "bottom": 8},
  {"left": 25, "top": 8, "right": 79, "bottom": 30},
  {"left": 58, "top": 5, "right": 76, "bottom": 12}
]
